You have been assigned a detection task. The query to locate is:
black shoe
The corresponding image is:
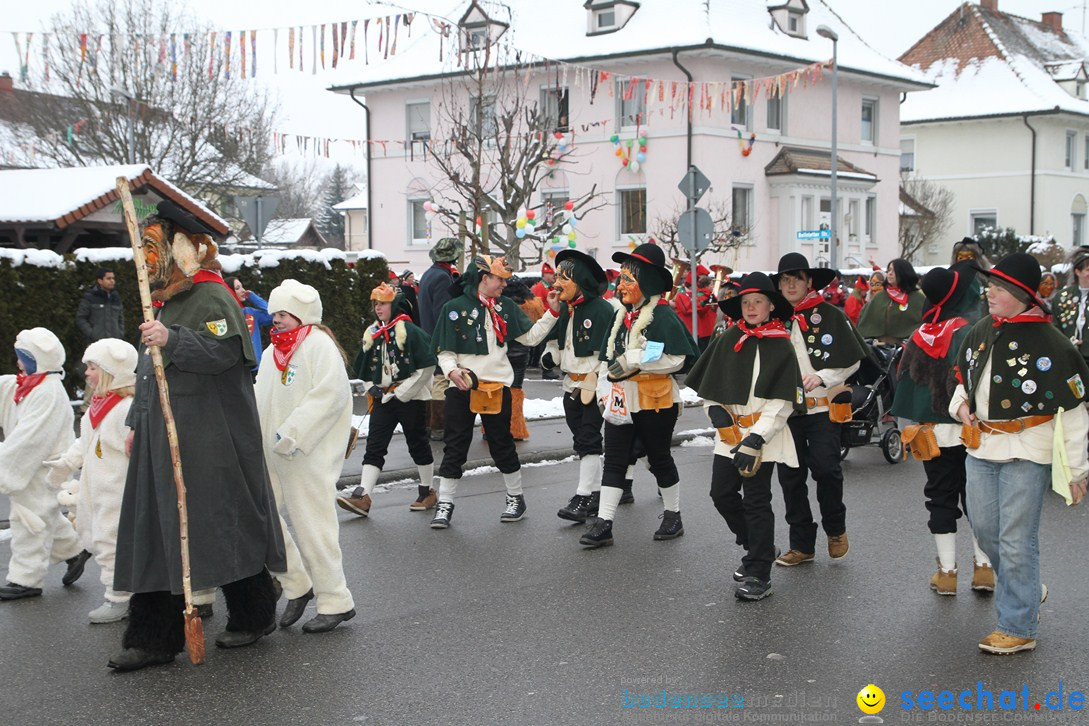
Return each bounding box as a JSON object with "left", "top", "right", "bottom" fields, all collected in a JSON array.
[
  {"left": 735, "top": 576, "right": 773, "bottom": 601},
  {"left": 541, "top": 368, "right": 561, "bottom": 380},
  {"left": 653, "top": 511, "right": 685, "bottom": 540},
  {"left": 214, "top": 621, "right": 276, "bottom": 649},
  {"left": 0, "top": 582, "right": 43, "bottom": 600},
  {"left": 430, "top": 501, "right": 455, "bottom": 529},
  {"left": 587, "top": 491, "right": 600, "bottom": 517},
  {"left": 279, "top": 588, "right": 314, "bottom": 628},
  {"left": 107, "top": 648, "right": 176, "bottom": 671},
  {"left": 197, "top": 603, "right": 214, "bottom": 619},
  {"left": 579, "top": 519, "right": 614, "bottom": 549},
  {"left": 557, "top": 494, "right": 595, "bottom": 523},
  {"left": 734, "top": 549, "right": 779, "bottom": 582},
  {"left": 500, "top": 494, "right": 527, "bottom": 522},
  {"left": 619, "top": 488, "right": 634, "bottom": 505},
  {"left": 302, "top": 609, "right": 356, "bottom": 633},
  {"left": 271, "top": 576, "right": 283, "bottom": 601},
  {"left": 62, "top": 550, "right": 92, "bottom": 586}
]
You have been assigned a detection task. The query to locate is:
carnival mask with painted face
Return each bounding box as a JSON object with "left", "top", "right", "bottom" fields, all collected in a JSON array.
[
  {"left": 554, "top": 260, "right": 580, "bottom": 302},
  {"left": 140, "top": 223, "right": 173, "bottom": 286},
  {"left": 955, "top": 248, "right": 977, "bottom": 262},
  {"left": 618, "top": 263, "right": 644, "bottom": 306},
  {"left": 869, "top": 274, "right": 885, "bottom": 294},
  {"left": 1039, "top": 274, "right": 1056, "bottom": 299}
]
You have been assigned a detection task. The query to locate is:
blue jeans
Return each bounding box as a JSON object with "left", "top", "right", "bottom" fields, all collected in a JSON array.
[{"left": 964, "top": 456, "right": 1049, "bottom": 639}]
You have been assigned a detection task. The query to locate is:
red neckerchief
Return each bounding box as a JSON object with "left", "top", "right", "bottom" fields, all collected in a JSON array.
[
  {"left": 912, "top": 317, "right": 969, "bottom": 359},
  {"left": 886, "top": 287, "right": 909, "bottom": 306},
  {"left": 152, "top": 270, "right": 242, "bottom": 309},
  {"left": 88, "top": 392, "right": 125, "bottom": 429},
  {"left": 372, "top": 314, "right": 412, "bottom": 344},
  {"left": 14, "top": 373, "right": 47, "bottom": 403},
  {"left": 478, "top": 294, "right": 507, "bottom": 344},
  {"left": 270, "top": 325, "right": 312, "bottom": 371},
  {"left": 733, "top": 318, "right": 790, "bottom": 352},
  {"left": 623, "top": 308, "right": 639, "bottom": 329},
  {"left": 437, "top": 262, "right": 458, "bottom": 276},
  {"left": 991, "top": 308, "right": 1051, "bottom": 326},
  {"left": 791, "top": 290, "right": 823, "bottom": 332},
  {"left": 566, "top": 296, "right": 585, "bottom": 316}
]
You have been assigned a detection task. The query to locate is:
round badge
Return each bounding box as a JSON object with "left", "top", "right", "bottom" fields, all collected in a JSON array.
[
  {"left": 471, "top": 309, "right": 479, "bottom": 318},
  {"left": 899, "top": 304, "right": 908, "bottom": 312},
  {"left": 1037, "top": 357, "right": 1052, "bottom": 372},
  {"left": 1008, "top": 341, "right": 1019, "bottom": 351},
  {"left": 810, "top": 313, "right": 822, "bottom": 325},
  {"left": 821, "top": 334, "right": 833, "bottom": 345},
  {"left": 448, "top": 311, "right": 458, "bottom": 320},
  {"left": 583, "top": 319, "right": 592, "bottom": 329},
  {"left": 966, "top": 349, "right": 973, "bottom": 362},
  {"left": 1022, "top": 380, "right": 1037, "bottom": 394}
]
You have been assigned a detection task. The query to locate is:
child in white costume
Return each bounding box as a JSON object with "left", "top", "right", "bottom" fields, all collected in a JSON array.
[
  {"left": 255, "top": 279, "right": 356, "bottom": 633},
  {"left": 44, "top": 339, "right": 138, "bottom": 623},
  {"left": 0, "top": 328, "right": 88, "bottom": 601}
]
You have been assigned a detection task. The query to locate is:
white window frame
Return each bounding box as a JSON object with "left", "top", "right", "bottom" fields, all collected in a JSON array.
[
  {"left": 766, "top": 92, "right": 785, "bottom": 134},
  {"left": 617, "top": 186, "right": 647, "bottom": 237},
  {"left": 847, "top": 198, "right": 861, "bottom": 241},
  {"left": 470, "top": 94, "right": 498, "bottom": 138},
  {"left": 406, "top": 101, "right": 431, "bottom": 142},
  {"left": 732, "top": 184, "right": 754, "bottom": 244},
  {"left": 1074, "top": 212, "right": 1086, "bottom": 246},
  {"left": 1066, "top": 130, "right": 1077, "bottom": 170},
  {"left": 408, "top": 199, "right": 429, "bottom": 246},
  {"left": 800, "top": 195, "right": 814, "bottom": 231},
  {"left": 731, "top": 76, "right": 751, "bottom": 131},
  {"left": 861, "top": 98, "right": 878, "bottom": 145},
  {"left": 1084, "top": 134, "right": 1089, "bottom": 170},
  {"left": 541, "top": 190, "right": 569, "bottom": 229},
  {"left": 594, "top": 8, "right": 617, "bottom": 30},
  {"left": 865, "top": 195, "right": 877, "bottom": 242},
  {"left": 900, "top": 137, "right": 915, "bottom": 172},
  {"left": 540, "top": 86, "right": 570, "bottom": 133},
  {"left": 616, "top": 80, "right": 646, "bottom": 130},
  {"left": 970, "top": 210, "right": 997, "bottom": 236}
]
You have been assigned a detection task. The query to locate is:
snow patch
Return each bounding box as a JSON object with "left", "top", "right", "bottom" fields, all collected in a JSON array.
[
  {"left": 680, "top": 436, "right": 716, "bottom": 448},
  {"left": 0, "top": 528, "right": 10, "bottom": 542}
]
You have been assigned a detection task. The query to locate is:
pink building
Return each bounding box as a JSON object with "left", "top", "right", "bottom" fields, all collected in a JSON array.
[{"left": 331, "top": 0, "right": 929, "bottom": 274}]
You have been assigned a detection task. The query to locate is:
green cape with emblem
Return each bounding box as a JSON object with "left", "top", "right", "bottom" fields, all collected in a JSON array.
[
  {"left": 600, "top": 298, "right": 700, "bottom": 373},
  {"left": 1052, "top": 285, "right": 1089, "bottom": 360},
  {"left": 157, "top": 281, "right": 255, "bottom": 369},
  {"left": 431, "top": 292, "right": 534, "bottom": 355},
  {"left": 856, "top": 289, "right": 925, "bottom": 340},
  {"left": 353, "top": 320, "right": 437, "bottom": 385},
  {"left": 792, "top": 300, "right": 869, "bottom": 370},
  {"left": 686, "top": 325, "right": 805, "bottom": 412},
  {"left": 548, "top": 296, "right": 615, "bottom": 358},
  {"left": 953, "top": 317, "right": 1089, "bottom": 419}
]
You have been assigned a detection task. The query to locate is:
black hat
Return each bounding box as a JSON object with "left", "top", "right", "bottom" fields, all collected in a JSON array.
[
  {"left": 154, "top": 200, "right": 217, "bottom": 237},
  {"left": 611, "top": 243, "right": 673, "bottom": 297},
  {"left": 770, "top": 252, "right": 838, "bottom": 292},
  {"left": 1069, "top": 245, "right": 1089, "bottom": 270},
  {"left": 920, "top": 262, "right": 976, "bottom": 322},
  {"left": 719, "top": 271, "right": 793, "bottom": 323},
  {"left": 975, "top": 252, "right": 1046, "bottom": 310},
  {"left": 556, "top": 248, "right": 607, "bottom": 289}
]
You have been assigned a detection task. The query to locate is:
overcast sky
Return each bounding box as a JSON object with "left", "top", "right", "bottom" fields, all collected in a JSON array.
[{"left": 1, "top": 0, "right": 1085, "bottom": 137}]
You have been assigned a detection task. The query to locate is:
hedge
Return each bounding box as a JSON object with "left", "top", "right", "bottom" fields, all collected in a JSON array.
[{"left": 0, "top": 249, "right": 389, "bottom": 395}]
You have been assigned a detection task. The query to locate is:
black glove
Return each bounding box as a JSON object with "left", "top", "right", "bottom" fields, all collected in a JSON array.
[
  {"left": 730, "top": 433, "right": 765, "bottom": 473},
  {"left": 366, "top": 385, "right": 384, "bottom": 398},
  {"left": 541, "top": 352, "right": 557, "bottom": 370},
  {"left": 708, "top": 405, "right": 734, "bottom": 429},
  {"left": 607, "top": 359, "right": 631, "bottom": 380}
]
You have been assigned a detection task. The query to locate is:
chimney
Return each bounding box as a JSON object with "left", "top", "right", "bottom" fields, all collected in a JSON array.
[
  {"left": 0, "top": 73, "right": 13, "bottom": 94},
  {"left": 1042, "top": 12, "right": 1063, "bottom": 32},
  {"left": 980, "top": 0, "right": 998, "bottom": 11}
]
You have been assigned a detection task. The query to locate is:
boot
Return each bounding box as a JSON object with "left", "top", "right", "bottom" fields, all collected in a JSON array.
[
  {"left": 63, "top": 550, "right": 92, "bottom": 586},
  {"left": 0, "top": 582, "right": 42, "bottom": 600},
  {"left": 930, "top": 559, "right": 957, "bottom": 596},
  {"left": 280, "top": 588, "right": 315, "bottom": 628},
  {"left": 510, "top": 387, "right": 530, "bottom": 441},
  {"left": 653, "top": 511, "right": 684, "bottom": 540},
  {"left": 557, "top": 495, "right": 595, "bottom": 523},
  {"left": 971, "top": 559, "right": 995, "bottom": 593},
  {"left": 107, "top": 648, "right": 176, "bottom": 671},
  {"left": 302, "top": 609, "right": 356, "bottom": 633},
  {"left": 579, "top": 519, "right": 614, "bottom": 549},
  {"left": 409, "top": 463, "right": 436, "bottom": 511},
  {"left": 337, "top": 464, "right": 379, "bottom": 517}
]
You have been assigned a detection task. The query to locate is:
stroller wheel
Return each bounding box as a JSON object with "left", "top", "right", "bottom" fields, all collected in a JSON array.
[
  {"left": 840, "top": 444, "right": 850, "bottom": 461},
  {"left": 881, "top": 428, "right": 903, "bottom": 464}
]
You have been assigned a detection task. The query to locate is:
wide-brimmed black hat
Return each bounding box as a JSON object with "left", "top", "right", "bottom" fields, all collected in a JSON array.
[
  {"left": 920, "top": 262, "right": 976, "bottom": 322},
  {"left": 153, "top": 200, "right": 218, "bottom": 237},
  {"left": 720, "top": 271, "right": 793, "bottom": 323},
  {"left": 611, "top": 243, "right": 674, "bottom": 297},
  {"left": 770, "top": 252, "right": 838, "bottom": 292},
  {"left": 974, "top": 252, "right": 1047, "bottom": 311},
  {"left": 556, "top": 249, "right": 606, "bottom": 286}
]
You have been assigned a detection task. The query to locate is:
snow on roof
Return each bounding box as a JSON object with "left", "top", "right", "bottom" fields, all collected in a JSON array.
[
  {"left": 330, "top": 0, "right": 928, "bottom": 94},
  {"left": 332, "top": 189, "right": 369, "bottom": 210},
  {"left": 0, "top": 164, "right": 230, "bottom": 234},
  {"left": 260, "top": 218, "right": 319, "bottom": 245}
]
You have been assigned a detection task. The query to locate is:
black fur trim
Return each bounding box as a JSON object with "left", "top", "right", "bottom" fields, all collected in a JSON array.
[
  {"left": 222, "top": 570, "right": 277, "bottom": 633},
  {"left": 122, "top": 591, "right": 185, "bottom": 653}
]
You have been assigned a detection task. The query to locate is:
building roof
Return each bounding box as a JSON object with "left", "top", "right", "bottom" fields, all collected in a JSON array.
[
  {"left": 764, "top": 147, "right": 876, "bottom": 180},
  {"left": 899, "top": 2, "right": 1089, "bottom": 123},
  {"left": 261, "top": 218, "right": 327, "bottom": 246},
  {"left": 0, "top": 164, "right": 230, "bottom": 235},
  {"left": 332, "top": 188, "right": 369, "bottom": 211},
  {"left": 330, "top": 0, "right": 929, "bottom": 94}
]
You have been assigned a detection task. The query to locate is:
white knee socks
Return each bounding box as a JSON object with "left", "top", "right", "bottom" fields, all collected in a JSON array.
[
  {"left": 360, "top": 464, "right": 380, "bottom": 497},
  {"left": 598, "top": 486, "right": 623, "bottom": 522},
  {"left": 503, "top": 470, "right": 523, "bottom": 496},
  {"left": 971, "top": 533, "right": 991, "bottom": 567},
  {"left": 660, "top": 484, "right": 680, "bottom": 513},
  {"left": 576, "top": 456, "right": 601, "bottom": 496},
  {"left": 934, "top": 532, "right": 956, "bottom": 571},
  {"left": 438, "top": 477, "right": 458, "bottom": 503},
  {"left": 417, "top": 462, "right": 435, "bottom": 491}
]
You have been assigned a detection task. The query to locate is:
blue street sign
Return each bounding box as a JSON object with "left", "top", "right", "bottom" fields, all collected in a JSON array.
[{"left": 796, "top": 229, "right": 831, "bottom": 240}]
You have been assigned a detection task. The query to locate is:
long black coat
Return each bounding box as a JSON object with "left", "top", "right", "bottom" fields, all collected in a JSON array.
[
  {"left": 113, "top": 283, "right": 286, "bottom": 594},
  {"left": 418, "top": 263, "right": 455, "bottom": 336}
]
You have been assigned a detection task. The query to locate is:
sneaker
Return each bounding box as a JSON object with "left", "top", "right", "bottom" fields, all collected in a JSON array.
[
  {"left": 735, "top": 576, "right": 773, "bottom": 601},
  {"left": 971, "top": 560, "right": 995, "bottom": 593},
  {"left": 579, "top": 519, "right": 614, "bottom": 549},
  {"left": 89, "top": 600, "right": 130, "bottom": 624},
  {"left": 336, "top": 489, "right": 371, "bottom": 517},
  {"left": 430, "top": 501, "right": 455, "bottom": 529},
  {"left": 653, "top": 511, "right": 684, "bottom": 540},
  {"left": 557, "top": 494, "right": 595, "bottom": 523},
  {"left": 775, "top": 549, "right": 815, "bottom": 567},
  {"left": 63, "top": 550, "right": 92, "bottom": 586},
  {"left": 978, "top": 630, "right": 1036, "bottom": 655},
  {"left": 827, "top": 533, "right": 849, "bottom": 560},
  {"left": 410, "top": 488, "right": 438, "bottom": 512},
  {"left": 930, "top": 559, "right": 957, "bottom": 596},
  {"left": 500, "top": 494, "right": 527, "bottom": 522},
  {"left": 619, "top": 489, "right": 635, "bottom": 505},
  {"left": 736, "top": 548, "right": 780, "bottom": 580}
]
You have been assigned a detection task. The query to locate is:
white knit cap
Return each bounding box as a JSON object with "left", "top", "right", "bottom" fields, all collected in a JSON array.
[
  {"left": 268, "top": 279, "right": 323, "bottom": 325},
  {"left": 14, "top": 327, "right": 65, "bottom": 371},
  {"left": 82, "top": 338, "right": 138, "bottom": 390}
]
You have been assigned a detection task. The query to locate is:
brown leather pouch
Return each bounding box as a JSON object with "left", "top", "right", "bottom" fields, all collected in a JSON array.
[
  {"left": 960, "top": 422, "right": 981, "bottom": 450},
  {"left": 469, "top": 381, "right": 505, "bottom": 415},
  {"left": 901, "top": 424, "right": 941, "bottom": 461},
  {"left": 717, "top": 425, "right": 743, "bottom": 447},
  {"left": 827, "top": 384, "right": 853, "bottom": 423},
  {"left": 636, "top": 376, "right": 673, "bottom": 411}
]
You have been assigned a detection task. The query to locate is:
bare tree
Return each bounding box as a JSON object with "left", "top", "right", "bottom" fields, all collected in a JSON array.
[
  {"left": 651, "top": 196, "right": 749, "bottom": 264},
  {"left": 425, "top": 39, "right": 604, "bottom": 268},
  {"left": 261, "top": 159, "right": 330, "bottom": 220},
  {"left": 899, "top": 174, "right": 954, "bottom": 262},
  {"left": 13, "top": 0, "right": 275, "bottom": 199}
]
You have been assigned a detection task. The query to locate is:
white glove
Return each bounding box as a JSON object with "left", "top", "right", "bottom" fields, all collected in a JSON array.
[
  {"left": 43, "top": 457, "right": 74, "bottom": 487},
  {"left": 273, "top": 434, "right": 297, "bottom": 459}
]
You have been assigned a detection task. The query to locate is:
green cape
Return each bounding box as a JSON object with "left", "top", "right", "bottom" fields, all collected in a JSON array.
[
  {"left": 686, "top": 326, "right": 805, "bottom": 411},
  {"left": 890, "top": 323, "right": 972, "bottom": 424},
  {"left": 548, "top": 296, "right": 616, "bottom": 358},
  {"left": 158, "top": 281, "right": 255, "bottom": 369},
  {"left": 856, "top": 289, "right": 925, "bottom": 340},
  {"left": 792, "top": 301, "right": 869, "bottom": 370},
  {"left": 431, "top": 292, "right": 534, "bottom": 355},
  {"left": 1052, "top": 285, "right": 1089, "bottom": 360},
  {"left": 353, "top": 319, "right": 437, "bottom": 385},
  {"left": 600, "top": 300, "right": 700, "bottom": 373}
]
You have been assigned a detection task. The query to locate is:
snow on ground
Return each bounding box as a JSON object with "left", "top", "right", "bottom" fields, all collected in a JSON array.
[
  {"left": 0, "top": 529, "right": 11, "bottom": 542},
  {"left": 680, "top": 436, "right": 715, "bottom": 448}
]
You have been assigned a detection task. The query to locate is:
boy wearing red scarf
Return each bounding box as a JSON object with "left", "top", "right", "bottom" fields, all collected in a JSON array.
[
  {"left": 255, "top": 280, "right": 355, "bottom": 634},
  {"left": 772, "top": 253, "right": 868, "bottom": 567}
]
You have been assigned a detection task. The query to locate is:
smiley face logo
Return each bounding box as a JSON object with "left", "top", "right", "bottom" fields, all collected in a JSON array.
[{"left": 857, "top": 684, "right": 885, "bottom": 715}]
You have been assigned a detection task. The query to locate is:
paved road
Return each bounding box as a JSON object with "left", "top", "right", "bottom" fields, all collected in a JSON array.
[{"left": 3, "top": 438, "right": 1089, "bottom": 724}]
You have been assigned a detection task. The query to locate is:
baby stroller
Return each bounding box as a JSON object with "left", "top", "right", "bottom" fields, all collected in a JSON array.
[{"left": 840, "top": 342, "right": 903, "bottom": 464}]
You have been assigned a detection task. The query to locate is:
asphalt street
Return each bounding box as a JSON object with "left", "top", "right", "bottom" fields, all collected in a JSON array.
[{"left": 3, "top": 434, "right": 1089, "bottom": 725}]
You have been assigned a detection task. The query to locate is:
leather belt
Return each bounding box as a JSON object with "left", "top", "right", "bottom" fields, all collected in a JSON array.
[
  {"left": 978, "top": 415, "right": 1054, "bottom": 434},
  {"left": 736, "top": 412, "right": 761, "bottom": 428},
  {"left": 632, "top": 373, "right": 670, "bottom": 382},
  {"left": 569, "top": 373, "right": 589, "bottom": 382},
  {"left": 805, "top": 396, "right": 829, "bottom": 408}
]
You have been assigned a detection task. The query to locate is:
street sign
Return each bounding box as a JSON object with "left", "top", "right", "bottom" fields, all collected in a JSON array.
[
  {"left": 796, "top": 229, "right": 831, "bottom": 241},
  {"left": 678, "top": 207, "right": 713, "bottom": 253},
  {"left": 235, "top": 195, "right": 280, "bottom": 241},
  {"left": 677, "top": 166, "right": 711, "bottom": 205}
]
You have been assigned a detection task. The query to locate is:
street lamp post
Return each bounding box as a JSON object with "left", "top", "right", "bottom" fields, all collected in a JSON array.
[{"left": 816, "top": 25, "right": 839, "bottom": 271}]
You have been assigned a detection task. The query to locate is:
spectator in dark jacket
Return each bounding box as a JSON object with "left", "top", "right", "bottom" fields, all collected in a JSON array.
[
  {"left": 417, "top": 237, "right": 464, "bottom": 440},
  {"left": 76, "top": 269, "right": 124, "bottom": 342}
]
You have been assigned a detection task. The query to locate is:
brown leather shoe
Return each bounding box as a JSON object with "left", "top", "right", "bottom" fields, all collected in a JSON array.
[
  {"left": 971, "top": 560, "right": 995, "bottom": 592},
  {"left": 978, "top": 630, "right": 1036, "bottom": 655},
  {"left": 930, "top": 559, "right": 957, "bottom": 595},
  {"left": 774, "top": 549, "right": 815, "bottom": 567},
  {"left": 827, "top": 533, "right": 849, "bottom": 560},
  {"left": 336, "top": 491, "right": 371, "bottom": 517},
  {"left": 409, "top": 489, "right": 438, "bottom": 512}
]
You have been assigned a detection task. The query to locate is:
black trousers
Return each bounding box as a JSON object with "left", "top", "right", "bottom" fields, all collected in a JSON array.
[
  {"left": 439, "top": 387, "right": 519, "bottom": 478},
  {"left": 602, "top": 405, "right": 679, "bottom": 490},
  {"left": 363, "top": 397, "right": 433, "bottom": 469},
  {"left": 710, "top": 454, "right": 775, "bottom": 582},
  {"left": 922, "top": 445, "right": 968, "bottom": 534},
  {"left": 563, "top": 392, "right": 604, "bottom": 457},
  {"left": 776, "top": 413, "right": 846, "bottom": 552},
  {"left": 122, "top": 570, "right": 277, "bottom": 653}
]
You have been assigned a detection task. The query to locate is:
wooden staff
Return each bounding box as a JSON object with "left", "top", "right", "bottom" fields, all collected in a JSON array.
[{"left": 115, "top": 178, "right": 204, "bottom": 665}]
